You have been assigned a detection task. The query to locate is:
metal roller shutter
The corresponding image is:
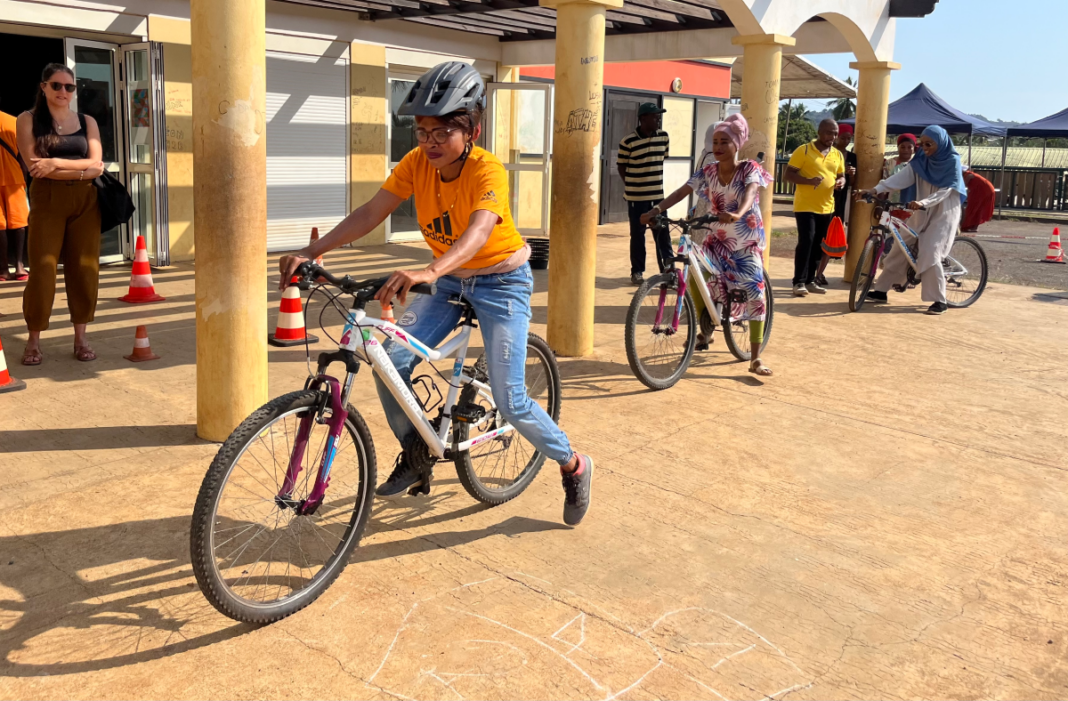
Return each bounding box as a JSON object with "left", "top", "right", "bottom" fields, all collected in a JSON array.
[{"left": 266, "top": 50, "right": 348, "bottom": 252}]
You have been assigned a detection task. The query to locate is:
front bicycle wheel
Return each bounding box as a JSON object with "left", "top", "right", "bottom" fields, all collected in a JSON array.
[
  {"left": 452, "top": 333, "right": 562, "bottom": 506},
  {"left": 625, "top": 272, "right": 697, "bottom": 390},
  {"left": 849, "top": 238, "right": 879, "bottom": 312},
  {"left": 944, "top": 236, "right": 988, "bottom": 308},
  {"left": 190, "top": 390, "right": 376, "bottom": 623},
  {"left": 722, "top": 269, "right": 775, "bottom": 362}
]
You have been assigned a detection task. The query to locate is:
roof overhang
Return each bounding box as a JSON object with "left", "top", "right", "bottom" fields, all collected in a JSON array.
[{"left": 729, "top": 54, "right": 855, "bottom": 100}]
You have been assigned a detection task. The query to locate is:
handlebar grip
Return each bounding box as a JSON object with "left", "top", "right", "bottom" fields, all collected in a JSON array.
[{"left": 409, "top": 282, "right": 436, "bottom": 296}]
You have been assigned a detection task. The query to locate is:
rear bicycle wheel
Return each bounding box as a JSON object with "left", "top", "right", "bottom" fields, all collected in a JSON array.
[
  {"left": 849, "top": 238, "right": 879, "bottom": 312},
  {"left": 190, "top": 390, "right": 376, "bottom": 623},
  {"left": 722, "top": 269, "right": 775, "bottom": 362},
  {"left": 453, "top": 333, "right": 562, "bottom": 506},
  {"left": 944, "top": 236, "right": 988, "bottom": 308},
  {"left": 625, "top": 272, "right": 697, "bottom": 390}
]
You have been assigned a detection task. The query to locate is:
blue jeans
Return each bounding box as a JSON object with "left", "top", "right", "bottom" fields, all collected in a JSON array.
[{"left": 373, "top": 263, "right": 574, "bottom": 465}]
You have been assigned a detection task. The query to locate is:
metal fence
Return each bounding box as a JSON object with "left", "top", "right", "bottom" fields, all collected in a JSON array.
[{"left": 774, "top": 159, "right": 1066, "bottom": 212}]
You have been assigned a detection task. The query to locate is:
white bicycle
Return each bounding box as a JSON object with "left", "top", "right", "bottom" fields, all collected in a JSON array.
[{"left": 190, "top": 261, "right": 561, "bottom": 623}]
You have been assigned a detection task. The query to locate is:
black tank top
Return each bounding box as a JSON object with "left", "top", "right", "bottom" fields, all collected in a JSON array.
[{"left": 46, "top": 113, "right": 89, "bottom": 160}]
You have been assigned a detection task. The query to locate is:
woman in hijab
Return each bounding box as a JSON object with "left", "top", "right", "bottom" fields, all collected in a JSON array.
[
  {"left": 641, "top": 113, "right": 773, "bottom": 376},
  {"left": 857, "top": 125, "right": 966, "bottom": 315}
]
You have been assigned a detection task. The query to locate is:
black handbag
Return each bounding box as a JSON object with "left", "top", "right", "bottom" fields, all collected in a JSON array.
[{"left": 93, "top": 170, "right": 135, "bottom": 232}]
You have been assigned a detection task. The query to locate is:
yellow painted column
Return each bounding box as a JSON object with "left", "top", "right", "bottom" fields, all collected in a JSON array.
[
  {"left": 845, "top": 60, "right": 899, "bottom": 281},
  {"left": 732, "top": 34, "right": 795, "bottom": 269},
  {"left": 191, "top": 0, "right": 268, "bottom": 441},
  {"left": 541, "top": 0, "right": 620, "bottom": 357},
  {"left": 350, "top": 42, "right": 389, "bottom": 245}
]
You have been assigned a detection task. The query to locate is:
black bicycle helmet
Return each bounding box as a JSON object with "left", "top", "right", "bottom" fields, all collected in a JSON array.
[{"left": 398, "top": 61, "right": 486, "bottom": 117}]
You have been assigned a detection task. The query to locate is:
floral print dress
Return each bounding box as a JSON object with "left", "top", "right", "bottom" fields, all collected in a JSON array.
[{"left": 686, "top": 159, "right": 771, "bottom": 322}]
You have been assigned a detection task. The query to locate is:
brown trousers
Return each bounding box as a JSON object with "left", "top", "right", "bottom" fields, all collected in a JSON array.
[{"left": 23, "top": 179, "right": 101, "bottom": 331}]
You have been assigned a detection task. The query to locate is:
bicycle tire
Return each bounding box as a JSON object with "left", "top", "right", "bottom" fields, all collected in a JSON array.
[
  {"left": 945, "top": 236, "right": 988, "bottom": 308},
  {"left": 190, "top": 389, "right": 376, "bottom": 624},
  {"left": 452, "top": 333, "right": 562, "bottom": 506},
  {"left": 624, "top": 272, "right": 697, "bottom": 390},
  {"left": 849, "top": 238, "right": 879, "bottom": 312},
  {"left": 722, "top": 268, "right": 775, "bottom": 362}
]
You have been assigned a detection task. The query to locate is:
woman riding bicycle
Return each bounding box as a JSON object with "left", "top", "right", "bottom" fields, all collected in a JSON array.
[
  {"left": 279, "top": 62, "right": 592, "bottom": 526},
  {"left": 640, "top": 114, "right": 772, "bottom": 376},
  {"left": 856, "top": 125, "right": 966, "bottom": 316}
]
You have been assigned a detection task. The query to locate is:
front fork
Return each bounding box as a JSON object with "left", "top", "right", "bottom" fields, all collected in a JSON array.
[{"left": 277, "top": 373, "right": 354, "bottom": 516}]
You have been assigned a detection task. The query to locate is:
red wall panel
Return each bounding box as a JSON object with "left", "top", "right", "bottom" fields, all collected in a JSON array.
[{"left": 521, "top": 60, "right": 729, "bottom": 99}]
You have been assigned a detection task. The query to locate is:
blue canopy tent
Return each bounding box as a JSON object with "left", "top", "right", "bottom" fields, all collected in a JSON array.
[{"left": 842, "top": 83, "right": 1007, "bottom": 137}]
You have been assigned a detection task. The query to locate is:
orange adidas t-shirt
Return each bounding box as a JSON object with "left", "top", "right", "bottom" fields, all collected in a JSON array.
[{"left": 382, "top": 146, "right": 525, "bottom": 270}]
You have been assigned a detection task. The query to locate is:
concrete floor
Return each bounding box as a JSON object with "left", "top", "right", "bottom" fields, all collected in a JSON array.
[{"left": 1, "top": 230, "right": 1067, "bottom": 699}]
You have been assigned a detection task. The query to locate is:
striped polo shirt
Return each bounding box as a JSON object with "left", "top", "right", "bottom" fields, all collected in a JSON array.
[{"left": 618, "top": 129, "right": 669, "bottom": 202}]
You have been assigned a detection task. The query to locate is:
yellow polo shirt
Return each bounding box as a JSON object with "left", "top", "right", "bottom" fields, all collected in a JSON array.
[{"left": 788, "top": 141, "right": 845, "bottom": 214}]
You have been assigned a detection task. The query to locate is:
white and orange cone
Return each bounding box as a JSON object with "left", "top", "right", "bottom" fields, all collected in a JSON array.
[
  {"left": 124, "top": 325, "right": 160, "bottom": 362},
  {"left": 268, "top": 277, "right": 319, "bottom": 347},
  {"left": 381, "top": 302, "right": 395, "bottom": 323},
  {"left": 1043, "top": 226, "right": 1065, "bottom": 264},
  {"left": 118, "top": 236, "right": 166, "bottom": 303},
  {"left": 0, "top": 335, "right": 27, "bottom": 393}
]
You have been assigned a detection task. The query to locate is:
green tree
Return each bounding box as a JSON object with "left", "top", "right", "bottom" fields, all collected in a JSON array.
[
  {"left": 828, "top": 77, "right": 857, "bottom": 121},
  {"left": 778, "top": 102, "right": 817, "bottom": 154}
]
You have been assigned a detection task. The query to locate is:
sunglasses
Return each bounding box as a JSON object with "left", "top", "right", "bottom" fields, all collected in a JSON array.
[
  {"left": 48, "top": 82, "right": 77, "bottom": 93},
  {"left": 415, "top": 127, "right": 460, "bottom": 145}
]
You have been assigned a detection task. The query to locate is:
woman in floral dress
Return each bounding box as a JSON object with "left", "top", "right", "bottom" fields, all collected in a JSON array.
[{"left": 641, "top": 113, "right": 772, "bottom": 376}]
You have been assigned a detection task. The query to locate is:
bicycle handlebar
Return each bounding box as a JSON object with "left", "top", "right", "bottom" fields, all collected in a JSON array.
[
  {"left": 292, "top": 261, "right": 436, "bottom": 299},
  {"left": 651, "top": 212, "right": 717, "bottom": 229},
  {"left": 857, "top": 192, "right": 926, "bottom": 211}
]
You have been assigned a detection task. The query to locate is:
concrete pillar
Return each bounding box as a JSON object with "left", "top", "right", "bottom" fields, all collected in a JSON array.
[
  {"left": 350, "top": 42, "right": 389, "bottom": 245},
  {"left": 191, "top": 0, "right": 268, "bottom": 441},
  {"left": 845, "top": 60, "right": 899, "bottom": 281},
  {"left": 542, "top": 0, "right": 621, "bottom": 357},
  {"left": 732, "top": 34, "right": 795, "bottom": 269}
]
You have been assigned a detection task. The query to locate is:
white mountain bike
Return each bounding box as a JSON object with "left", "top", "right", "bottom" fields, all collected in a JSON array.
[{"left": 190, "top": 261, "right": 561, "bottom": 623}]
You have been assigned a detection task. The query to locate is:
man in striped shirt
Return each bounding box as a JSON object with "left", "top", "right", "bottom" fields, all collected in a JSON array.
[{"left": 617, "top": 103, "right": 672, "bottom": 285}]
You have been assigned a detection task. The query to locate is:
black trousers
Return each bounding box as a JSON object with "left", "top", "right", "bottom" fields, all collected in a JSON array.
[
  {"left": 628, "top": 199, "right": 674, "bottom": 275},
  {"left": 793, "top": 211, "right": 833, "bottom": 285}
]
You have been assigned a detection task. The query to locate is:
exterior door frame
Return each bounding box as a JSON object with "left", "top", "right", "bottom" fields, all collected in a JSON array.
[
  {"left": 385, "top": 70, "right": 424, "bottom": 243},
  {"left": 486, "top": 81, "right": 552, "bottom": 238},
  {"left": 65, "top": 36, "right": 127, "bottom": 263},
  {"left": 119, "top": 41, "right": 170, "bottom": 266}
]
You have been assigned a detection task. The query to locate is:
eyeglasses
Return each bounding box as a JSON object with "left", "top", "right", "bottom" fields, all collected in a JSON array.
[
  {"left": 48, "top": 82, "right": 77, "bottom": 93},
  {"left": 415, "top": 127, "right": 459, "bottom": 145}
]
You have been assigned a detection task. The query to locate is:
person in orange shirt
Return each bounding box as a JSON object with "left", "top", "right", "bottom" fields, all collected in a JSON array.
[
  {"left": 279, "top": 63, "right": 594, "bottom": 526},
  {"left": 0, "top": 104, "right": 29, "bottom": 282}
]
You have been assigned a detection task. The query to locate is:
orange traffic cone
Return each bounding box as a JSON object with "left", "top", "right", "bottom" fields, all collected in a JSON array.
[
  {"left": 821, "top": 216, "right": 848, "bottom": 258},
  {"left": 1043, "top": 227, "right": 1065, "bottom": 264},
  {"left": 124, "top": 325, "right": 160, "bottom": 362},
  {"left": 268, "top": 277, "right": 319, "bottom": 347},
  {"left": 381, "top": 302, "right": 395, "bottom": 323},
  {"left": 310, "top": 227, "right": 323, "bottom": 266},
  {"left": 0, "top": 335, "right": 27, "bottom": 393},
  {"left": 118, "top": 236, "right": 166, "bottom": 303}
]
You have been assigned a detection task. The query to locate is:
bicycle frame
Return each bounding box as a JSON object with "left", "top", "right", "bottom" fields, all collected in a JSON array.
[
  {"left": 659, "top": 225, "right": 722, "bottom": 333},
  {"left": 278, "top": 298, "right": 509, "bottom": 514}
]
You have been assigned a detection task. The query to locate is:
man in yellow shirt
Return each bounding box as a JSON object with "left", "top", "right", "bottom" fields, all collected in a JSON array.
[
  {"left": 0, "top": 106, "right": 29, "bottom": 281},
  {"left": 784, "top": 119, "right": 845, "bottom": 297}
]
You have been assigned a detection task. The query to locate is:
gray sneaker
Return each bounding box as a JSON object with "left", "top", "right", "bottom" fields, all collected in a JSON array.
[
  {"left": 561, "top": 455, "right": 593, "bottom": 526},
  {"left": 805, "top": 282, "right": 827, "bottom": 294},
  {"left": 792, "top": 283, "right": 809, "bottom": 297}
]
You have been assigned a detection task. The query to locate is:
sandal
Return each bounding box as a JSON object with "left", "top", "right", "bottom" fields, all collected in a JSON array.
[
  {"left": 73, "top": 345, "right": 97, "bottom": 362},
  {"left": 748, "top": 358, "right": 773, "bottom": 377},
  {"left": 22, "top": 347, "right": 43, "bottom": 366}
]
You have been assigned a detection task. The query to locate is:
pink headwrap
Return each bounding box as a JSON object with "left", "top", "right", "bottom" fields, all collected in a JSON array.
[{"left": 713, "top": 113, "right": 749, "bottom": 153}]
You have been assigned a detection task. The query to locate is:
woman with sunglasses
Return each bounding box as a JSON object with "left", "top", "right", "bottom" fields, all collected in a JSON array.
[
  {"left": 279, "top": 62, "right": 594, "bottom": 526},
  {"left": 15, "top": 63, "right": 105, "bottom": 364}
]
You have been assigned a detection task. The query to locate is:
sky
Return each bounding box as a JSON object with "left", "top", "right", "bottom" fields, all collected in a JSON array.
[{"left": 801, "top": 0, "right": 1068, "bottom": 124}]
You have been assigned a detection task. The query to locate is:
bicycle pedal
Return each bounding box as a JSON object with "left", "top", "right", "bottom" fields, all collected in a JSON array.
[
  {"left": 453, "top": 403, "right": 487, "bottom": 424},
  {"left": 407, "top": 473, "right": 432, "bottom": 496}
]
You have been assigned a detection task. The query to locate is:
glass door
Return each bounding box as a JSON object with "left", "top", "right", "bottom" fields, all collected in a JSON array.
[
  {"left": 120, "top": 42, "right": 169, "bottom": 266},
  {"left": 486, "top": 82, "right": 552, "bottom": 237},
  {"left": 386, "top": 75, "right": 421, "bottom": 242},
  {"left": 65, "top": 38, "right": 125, "bottom": 263}
]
